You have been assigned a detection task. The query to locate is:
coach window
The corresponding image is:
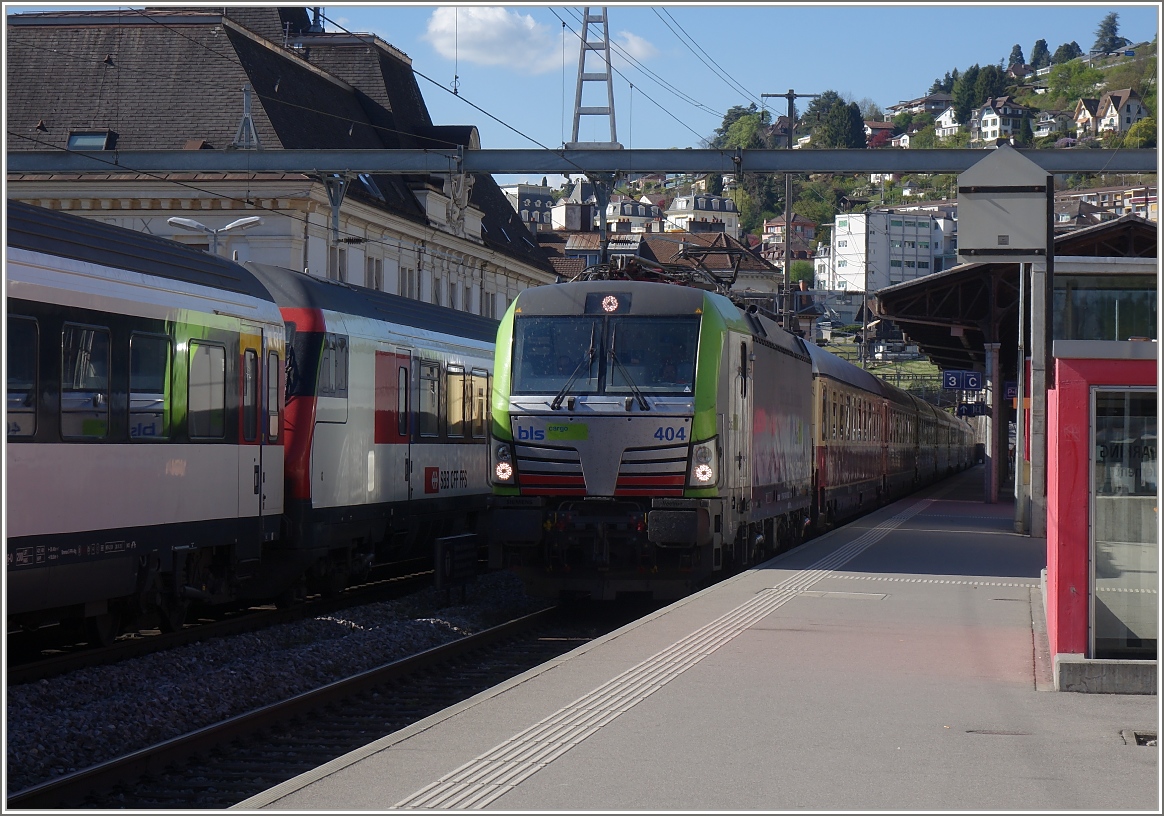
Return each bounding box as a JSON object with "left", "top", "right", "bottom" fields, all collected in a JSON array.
[
  {"left": 243, "top": 349, "right": 259, "bottom": 442},
  {"left": 61, "top": 323, "right": 110, "bottom": 440},
  {"left": 129, "top": 333, "right": 171, "bottom": 440},
  {"left": 471, "top": 370, "right": 489, "bottom": 438},
  {"left": 319, "top": 333, "right": 349, "bottom": 398},
  {"left": 7, "top": 316, "right": 38, "bottom": 438},
  {"left": 189, "top": 341, "right": 226, "bottom": 439},
  {"left": 446, "top": 366, "right": 466, "bottom": 437},
  {"left": 266, "top": 351, "right": 280, "bottom": 441},
  {"left": 419, "top": 361, "right": 440, "bottom": 437},
  {"left": 397, "top": 365, "right": 409, "bottom": 436},
  {"left": 820, "top": 388, "right": 827, "bottom": 441}
]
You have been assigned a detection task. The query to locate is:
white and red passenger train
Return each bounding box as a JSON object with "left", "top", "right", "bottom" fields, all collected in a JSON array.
[{"left": 6, "top": 201, "right": 496, "bottom": 641}]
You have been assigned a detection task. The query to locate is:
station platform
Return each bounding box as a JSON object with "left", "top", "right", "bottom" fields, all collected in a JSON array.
[{"left": 238, "top": 468, "right": 1159, "bottom": 811}]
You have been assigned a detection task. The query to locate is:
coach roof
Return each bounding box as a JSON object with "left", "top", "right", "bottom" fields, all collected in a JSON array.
[
  {"left": 245, "top": 262, "right": 499, "bottom": 345},
  {"left": 7, "top": 200, "right": 276, "bottom": 302}
]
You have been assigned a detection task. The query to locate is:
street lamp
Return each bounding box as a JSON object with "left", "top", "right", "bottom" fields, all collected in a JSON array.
[{"left": 168, "top": 215, "right": 263, "bottom": 256}]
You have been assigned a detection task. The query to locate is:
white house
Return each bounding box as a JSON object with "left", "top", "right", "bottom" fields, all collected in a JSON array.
[
  {"left": 971, "top": 96, "right": 1032, "bottom": 144},
  {"left": 604, "top": 198, "right": 664, "bottom": 233},
  {"left": 663, "top": 194, "right": 740, "bottom": 236},
  {"left": 1096, "top": 88, "right": 1148, "bottom": 134},
  {"left": 934, "top": 106, "right": 962, "bottom": 140},
  {"left": 1033, "top": 110, "right": 1074, "bottom": 139}
]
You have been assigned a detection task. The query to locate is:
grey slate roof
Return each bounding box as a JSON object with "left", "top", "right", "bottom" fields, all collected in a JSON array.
[{"left": 5, "top": 5, "right": 552, "bottom": 275}]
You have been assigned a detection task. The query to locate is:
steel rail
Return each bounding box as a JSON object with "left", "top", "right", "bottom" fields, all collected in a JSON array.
[
  {"left": 6, "top": 147, "right": 1157, "bottom": 175},
  {"left": 5, "top": 605, "right": 558, "bottom": 810}
]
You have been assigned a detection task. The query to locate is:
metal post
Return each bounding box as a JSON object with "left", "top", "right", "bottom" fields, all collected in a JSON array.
[
  {"left": 861, "top": 212, "right": 870, "bottom": 368},
  {"left": 985, "top": 342, "right": 1001, "bottom": 503},
  {"left": 761, "top": 89, "right": 818, "bottom": 333},
  {"left": 1014, "top": 262, "right": 1029, "bottom": 532},
  {"left": 1029, "top": 259, "right": 1048, "bottom": 537}
]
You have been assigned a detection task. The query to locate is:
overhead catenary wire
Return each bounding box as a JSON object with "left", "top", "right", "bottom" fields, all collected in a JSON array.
[{"left": 652, "top": 8, "right": 764, "bottom": 109}]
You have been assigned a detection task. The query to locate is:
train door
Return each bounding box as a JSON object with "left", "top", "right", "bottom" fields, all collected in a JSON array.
[
  {"left": 377, "top": 347, "right": 412, "bottom": 503},
  {"left": 728, "top": 336, "right": 753, "bottom": 501},
  {"left": 238, "top": 324, "right": 266, "bottom": 553}
]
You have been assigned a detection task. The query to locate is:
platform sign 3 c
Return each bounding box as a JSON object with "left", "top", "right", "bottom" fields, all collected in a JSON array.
[{"left": 942, "top": 370, "right": 984, "bottom": 391}]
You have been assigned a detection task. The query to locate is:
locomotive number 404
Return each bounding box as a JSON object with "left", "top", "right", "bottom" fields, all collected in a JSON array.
[{"left": 654, "top": 426, "right": 687, "bottom": 442}]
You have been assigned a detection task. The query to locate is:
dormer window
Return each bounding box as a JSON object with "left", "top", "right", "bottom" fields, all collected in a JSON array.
[{"left": 67, "top": 130, "right": 115, "bottom": 150}]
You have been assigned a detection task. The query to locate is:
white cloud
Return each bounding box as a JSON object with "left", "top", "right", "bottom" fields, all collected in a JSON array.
[
  {"left": 614, "top": 30, "right": 658, "bottom": 63},
  {"left": 421, "top": 7, "right": 561, "bottom": 73}
]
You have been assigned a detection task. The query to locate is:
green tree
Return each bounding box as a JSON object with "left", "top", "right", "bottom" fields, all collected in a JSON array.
[
  {"left": 1092, "top": 12, "right": 1129, "bottom": 55},
  {"left": 1051, "top": 41, "right": 1083, "bottom": 64},
  {"left": 1047, "top": 60, "right": 1105, "bottom": 101},
  {"left": 801, "top": 90, "right": 844, "bottom": 134},
  {"left": 892, "top": 111, "right": 914, "bottom": 133},
  {"left": 789, "top": 260, "right": 815, "bottom": 285},
  {"left": 840, "top": 102, "right": 867, "bottom": 148},
  {"left": 1008, "top": 44, "right": 1025, "bottom": 67},
  {"left": 1017, "top": 116, "right": 1034, "bottom": 146},
  {"left": 707, "top": 103, "right": 770, "bottom": 149},
  {"left": 1029, "top": 39, "right": 1050, "bottom": 69},
  {"left": 705, "top": 173, "right": 724, "bottom": 196},
  {"left": 973, "top": 64, "right": 1008, "bottom": 105},
  {"left": 1123, "top": 118, "right": 1156, "bottom": 149},
  {"left": 910, "top": 125, "right": 938, "bottom": 149},
  {"left": 952, "top": 64, "right": 981, "bottom": 122}
]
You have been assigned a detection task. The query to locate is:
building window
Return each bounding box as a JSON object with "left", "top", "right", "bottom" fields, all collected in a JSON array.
[
  {"left": 890, "top": 260, "right": 903, "bottom": 267},
  {"left": 366, "top": 257, "right": 383, "bottom": 291},
  {"left": 67, "top": 130, "right": 114, "bottom": 150}
]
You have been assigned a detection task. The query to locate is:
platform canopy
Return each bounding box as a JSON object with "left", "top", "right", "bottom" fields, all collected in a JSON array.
[{"left": 874, "top": 215, "right": 1158, "bottom": 378}]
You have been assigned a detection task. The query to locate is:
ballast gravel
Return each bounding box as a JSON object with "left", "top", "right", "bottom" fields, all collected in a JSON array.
[{"left": 6, "top": 571, "right": 547, "bottom": 794}]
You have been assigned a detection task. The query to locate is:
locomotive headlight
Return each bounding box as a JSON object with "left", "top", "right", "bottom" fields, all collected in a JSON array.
[
  {"left": 688, "top": 437, "right": 718, "bottom": 487},
  {"left": 491, "top": 439, "right": 516, "bottom": 484}
]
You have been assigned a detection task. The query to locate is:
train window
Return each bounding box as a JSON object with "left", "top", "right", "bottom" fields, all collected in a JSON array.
[
  {"left": 831, "top": 396, "right": 837, "bottom": 440},
  {"left": 61, "top": 323, "right": 110, "bottom": 440},
  {"left": 266, "top": 351, "right": 279, "bottom": 441},
  {"left": 188, "top": 342, "right": 226, "bottom": 439},
  {"left": 397, "top": 366, "right": 409, "bottom": 437},
  {"left": 318, "top": 333, "right": 349, "bottom": 398},
  {"left": 129, "top": 333, "right": 171, "bottom": 440},
  {"left": 243, "top": 349, "right": 259, "bottom": 442},
  {"left": 418, "top": 361, "right": 439, "bottom": 437},
  {"left": 471, "top": 370, "right": 489, "bottom": 438},
  {"left": 820, "top": 388, "right": 827, "bottom": 442},
  {"left": 447, "top": 366, "right": 466, "bottom": 437},
  {"left": 740, "top": 341, "right": 748, "bottom": 398},
  {"left": 7, "top": 316, "right": 38, "bottom": 438}
]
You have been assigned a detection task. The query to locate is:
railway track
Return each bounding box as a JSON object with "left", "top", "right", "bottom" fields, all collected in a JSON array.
[
  {"left": 7, "top": 601, "right": 654, "bottom": 809},
  {"left": 6, "top": 565, "right": 435, "bottom": 685}
]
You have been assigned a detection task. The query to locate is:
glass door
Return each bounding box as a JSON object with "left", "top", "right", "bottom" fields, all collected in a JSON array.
[{"left": 1090, "top": 388, "right": 1157, "bottom": 659}]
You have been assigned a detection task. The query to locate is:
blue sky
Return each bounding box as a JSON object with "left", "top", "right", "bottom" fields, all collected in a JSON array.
[{"left": 8, "top": 3, "right": 1161, "bottom": 185}]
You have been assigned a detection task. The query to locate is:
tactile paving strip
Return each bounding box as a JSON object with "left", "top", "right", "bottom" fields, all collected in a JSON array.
[{"left": 394, "top": 497, "right": 935, "bottom": 810}]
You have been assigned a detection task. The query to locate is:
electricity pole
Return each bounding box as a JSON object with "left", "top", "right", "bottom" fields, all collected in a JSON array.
[{"left": 762, "top": 89, "right": 818, "bottom": 334}]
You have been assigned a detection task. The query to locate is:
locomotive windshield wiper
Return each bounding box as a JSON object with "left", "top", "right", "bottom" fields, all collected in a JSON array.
[
  {"left": 608, "top": 324, "right": 649, "bottom": 411},
  {"left": 550, "top": 322, "right": 596, "bottom": 410}
]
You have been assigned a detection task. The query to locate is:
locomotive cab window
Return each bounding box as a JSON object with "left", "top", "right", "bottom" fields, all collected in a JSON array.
[
  {"left": 188, "top": 341, "right": 226, "bottom": 439},
  {"left": 7, "top": 316, "right": 38, "bottom": 438},
  {"left": 129, "top": 333, "right": 171, "bottom": 440},
  {"left": 61, "top": 323, "right": 110, "bottom": 440}
]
